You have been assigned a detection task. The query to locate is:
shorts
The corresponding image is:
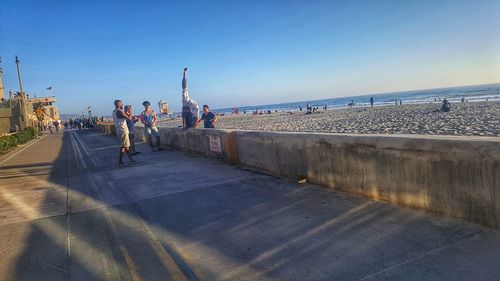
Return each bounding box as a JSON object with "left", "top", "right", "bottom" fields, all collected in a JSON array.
[
  {"left": 145, "top": 126, "right": 160, "bottom": 138},
  {"left": 119, "top": 132, "right": 130, "bottom": 148}
]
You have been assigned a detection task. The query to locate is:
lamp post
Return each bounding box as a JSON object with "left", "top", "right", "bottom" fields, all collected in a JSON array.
[
  {"left": 0, "top": 56, "right": 5, "bottom": 100},
  {"left": 15, "top": 55, "right": 29, "bottom": 129},
  {"left": 15, "top": 55, "right": 24, "bottom": 97}
]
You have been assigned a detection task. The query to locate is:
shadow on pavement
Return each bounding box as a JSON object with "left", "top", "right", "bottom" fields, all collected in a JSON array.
[{"left": 4, "top": 129, "right": 500, "bottom": 281}]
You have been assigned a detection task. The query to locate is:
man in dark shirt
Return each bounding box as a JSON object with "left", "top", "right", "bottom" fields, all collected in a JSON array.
[{"left": 197, "top": 105, "right": 217, "bottom": 128}]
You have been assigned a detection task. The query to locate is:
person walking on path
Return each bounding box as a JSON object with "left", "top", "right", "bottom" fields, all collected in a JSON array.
[
  {"left": 124, "top": 105, "right": 140, "bottom": 155},
  {"left": 181, "top": 68, "right": 200, "bottom": 129},
  {"left": 197, "top": 105, "right": 217, "bottom": 128},
  {"left": 112, "top": 100, "right": 136, "bottom": 165},
  {"left": 140, "top": 101, "right": 161, "bottom": 151}
]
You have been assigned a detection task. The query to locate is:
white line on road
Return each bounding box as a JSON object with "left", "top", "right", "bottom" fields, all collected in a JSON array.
[
  {"left": 89, "top": 145, "right": 121, "bottom": 151},
  {"left": 0, "top": 135, "right": 47, "bottom": 165},
  {"left": 88, "top": 141, "right": 146, "bottom": 151},
  {"left": 72, "top": 131, "right": 98, "bottom": 167}
]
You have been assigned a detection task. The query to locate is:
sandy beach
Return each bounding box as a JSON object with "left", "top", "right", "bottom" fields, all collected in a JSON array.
[{"left": 158, "top": 101, "right": 499, "bottom": 137}]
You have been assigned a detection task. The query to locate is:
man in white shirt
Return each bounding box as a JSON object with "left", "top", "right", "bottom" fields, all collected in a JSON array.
[
  {"left": 112, "top": 99, "right": 136, "bottom": 165},
  {"left": 181, "top": 68, "right": 199, "bottom": 128}
]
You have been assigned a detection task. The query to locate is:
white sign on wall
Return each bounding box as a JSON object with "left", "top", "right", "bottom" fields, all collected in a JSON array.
[{"left": 209, "top": 135, "right": 222, "bottom": 152}]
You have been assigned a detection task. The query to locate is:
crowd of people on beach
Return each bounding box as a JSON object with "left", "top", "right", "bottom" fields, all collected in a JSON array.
[
  {"left": 218, "top": 93, "right": 474, "bottom": 118},
  {"left": 312, "top": 95, "right": 459, "bottom": 112},
  {"left": 111, "top": 68, "right": 217, "bottom": 165}
]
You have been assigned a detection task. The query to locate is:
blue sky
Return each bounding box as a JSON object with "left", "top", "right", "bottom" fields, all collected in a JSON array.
[{"left": 1, "top": 0, "right": 499, "bottom": 115}]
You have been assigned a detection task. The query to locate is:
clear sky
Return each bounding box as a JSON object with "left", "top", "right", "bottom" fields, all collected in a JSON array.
[{"left": 1, "top": 0, "right": 499, "bottom": 115}]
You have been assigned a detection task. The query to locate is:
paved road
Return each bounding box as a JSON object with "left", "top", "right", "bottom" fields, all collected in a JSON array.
[{"left": 1, "top": 129, "right": 500, "bottom": 281}]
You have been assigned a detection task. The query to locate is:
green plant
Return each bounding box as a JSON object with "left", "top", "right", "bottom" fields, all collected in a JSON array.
[{"left": 0, "top": 127, "right": 36, "bottom": 153}]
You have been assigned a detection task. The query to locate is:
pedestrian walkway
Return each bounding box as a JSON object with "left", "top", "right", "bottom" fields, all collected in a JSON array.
[{"left": 1, "top": 129, "right": 500, "bottom": 280}]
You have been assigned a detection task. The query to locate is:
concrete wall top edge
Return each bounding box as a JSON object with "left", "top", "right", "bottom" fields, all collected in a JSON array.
[
  {"left": 148, "top": 127, "right": 500, "bottom": 159},
  {"left": 105, "top": 123, "right": 500, "bottom": 144},
  {"left": 231, "top": 130, "right": 500, "bottom": 143}
]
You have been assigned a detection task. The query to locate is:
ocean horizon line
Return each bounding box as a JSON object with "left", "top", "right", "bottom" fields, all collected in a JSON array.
[
  {"left": 59, "top": 82, "right": 500, "bottom": 117},
  {"left": 212, "top": 82, "right": 500, "bottom": 113}
]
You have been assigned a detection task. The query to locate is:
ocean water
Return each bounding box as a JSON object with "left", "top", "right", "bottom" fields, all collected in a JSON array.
[
  {"left": 215, "top": 83, "right": 500, "bottom": 114},
  {"left": 61, "top": 83, "right": 500, "bottom": 119}
]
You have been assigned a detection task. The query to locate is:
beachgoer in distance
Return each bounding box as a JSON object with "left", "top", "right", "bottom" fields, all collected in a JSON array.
[
  {"left": 141, "top": 101, "right": 161, "bottom": 152},
  {"left": 370, "top": 97, "right": 374, "bottom": 107},
  {"left": 181, "top": 68, "right": 200, "bottom": 129},
  {"left": 197, "top": 105, "right": 217, "bottom": 128},
  {"left": 441, "top": 98, "right": 451, "bottom": 112},
  {"left": 306, "top": 102, "right": 313, "bottom": 114},
  {"left": 112, "top": 100, "right": 136, "bottom": 165},
  {"left": 124, "top": 105, "right": 140, "bottom": 155}
]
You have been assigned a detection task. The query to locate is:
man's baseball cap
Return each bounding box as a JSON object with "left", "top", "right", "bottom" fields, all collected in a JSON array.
[{"left": 142, "top": 101, "right": 151, "bottom": 106}]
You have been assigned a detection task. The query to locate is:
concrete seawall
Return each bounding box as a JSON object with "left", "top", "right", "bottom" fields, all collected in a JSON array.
[{"left": 96, "top": 123, "right": 500, "bottom": 228}]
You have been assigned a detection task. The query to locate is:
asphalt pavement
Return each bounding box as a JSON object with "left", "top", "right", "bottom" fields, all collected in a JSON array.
[{"left": 1, "top": 129, "right": 499, "bottom": 281}]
